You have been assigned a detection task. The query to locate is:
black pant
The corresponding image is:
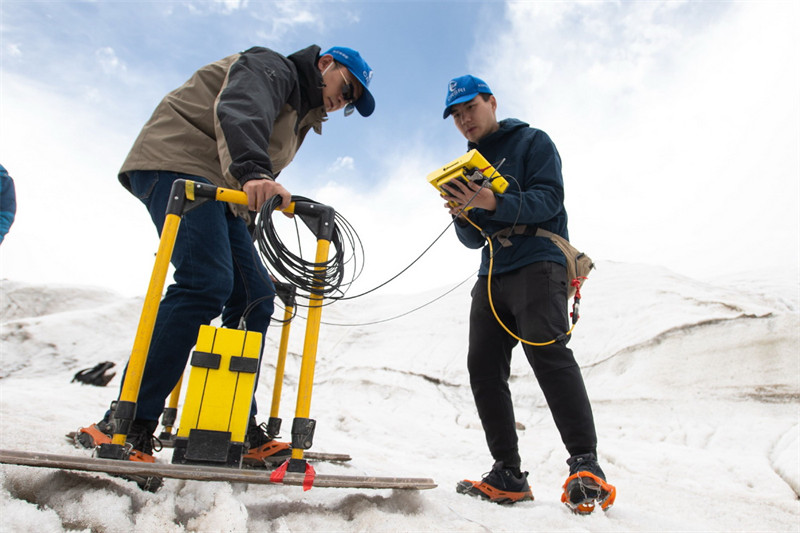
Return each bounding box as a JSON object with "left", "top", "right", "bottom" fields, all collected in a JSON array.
[{"left": 468, "top": 261, "right": 597, "bottom": 467}]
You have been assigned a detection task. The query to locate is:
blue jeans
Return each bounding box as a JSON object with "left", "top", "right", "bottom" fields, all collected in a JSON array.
[{"left": 126, "top": 170, "right": 275, "bottom": 421}]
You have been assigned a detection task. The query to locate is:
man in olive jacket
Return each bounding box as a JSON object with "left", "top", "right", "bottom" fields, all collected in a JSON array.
[{"left": 84, "top": 45, "right": 374, "bottom": 465}]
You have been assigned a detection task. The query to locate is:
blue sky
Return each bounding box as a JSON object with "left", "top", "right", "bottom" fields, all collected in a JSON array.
[
  {"left": 1, "top": 1, "right": 798, "bottom": 297},
  {"left": 1, "top": 0, "right": 486, "bottom": 189}
]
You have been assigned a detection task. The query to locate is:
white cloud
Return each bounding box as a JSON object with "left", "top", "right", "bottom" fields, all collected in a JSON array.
[
  {"left": 95, "top": 46, "right": 126, "bottom": 75},
  {"left": 0, "top": 73, "right": 158, "bottom": 297},
  {"left": 182, "top": 0, "right": 249, "bottom": 15},
  {"left": 5, "top": 43, "right": 22, "bottom": 57},
  {"left": 330, "top": 156, "right": 355, "bottom": 172},
  {"left": 472, "top": 0, "right": 800, "bottom": 279},
  {"left": 252, "top": 2, "right": 327, "bottom": 44},
  {"left": 215, "top": 0, "right": 248, "bottom": 13}
]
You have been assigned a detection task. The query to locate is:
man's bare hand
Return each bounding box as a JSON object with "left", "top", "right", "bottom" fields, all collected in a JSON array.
[
  {"left": 243, "top": 178, "right": 291, "bottom": 212},
  {"left": 441, "top": 179, "right": 497, "bottom": 215}
]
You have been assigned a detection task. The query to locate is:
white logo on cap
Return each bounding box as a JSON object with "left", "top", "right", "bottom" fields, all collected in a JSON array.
[
  {"left": 449, "top": 87, "right": 466, "bottom": 98},
  {"left": 449, "top": 80, "right": 458, "bottom": 92}
]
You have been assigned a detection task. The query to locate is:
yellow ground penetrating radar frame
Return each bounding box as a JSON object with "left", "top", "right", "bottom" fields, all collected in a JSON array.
[{"left": 426, "top": 149, "right": 508, "bottom": 210}]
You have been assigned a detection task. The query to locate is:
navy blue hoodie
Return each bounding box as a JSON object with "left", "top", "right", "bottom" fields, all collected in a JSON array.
[{"left": 454, "top": 118, "right": 568, "bottom": 276}]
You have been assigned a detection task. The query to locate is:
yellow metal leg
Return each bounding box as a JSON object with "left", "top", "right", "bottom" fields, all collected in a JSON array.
[
  {"left": 291, "top": 239, "right": 331, "bottom": 461},
  {"left": 111, "top": 212, "right": 181, "bottom": 446},
  {"left": 269, "top": 304, "right": 294, "bottom": 422},
  {"left": 158, "top": 374, "right": 184, "bottom": 439}
]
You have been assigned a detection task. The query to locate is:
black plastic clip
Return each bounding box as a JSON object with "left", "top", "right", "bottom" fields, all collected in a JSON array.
[{"left": 291, "top": 417, "right": 316, "bottom": 450}]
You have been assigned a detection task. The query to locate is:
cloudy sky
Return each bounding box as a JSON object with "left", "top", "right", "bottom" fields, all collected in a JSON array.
[{"left": 1, "top": 1, "right": 798, "bottom": 298}]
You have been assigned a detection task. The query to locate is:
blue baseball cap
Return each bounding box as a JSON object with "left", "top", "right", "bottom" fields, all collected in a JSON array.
[
  {"left": 322, "top": 46, "right": 375, "bottom": 117},
  {"left": 443, "top": 75, "right": 493, "bottom": 119}
]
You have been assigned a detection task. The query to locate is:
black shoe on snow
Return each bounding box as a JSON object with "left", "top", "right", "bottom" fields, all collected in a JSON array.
[
  {"left": 115, "top": 419, "right": 163, "bottom": 492},
  {"left": 75, "top": 416, "right": 161, "bottom": 462},
  {"left": 125, "top": 419, "right": 161, "bottom": 462},
  {"left": 456, "top": 461, "right": 534, "bottom": 504},
  {"left": 561, "top": 453, "right": 616, "bottom": 514},
  {"left": 242, "top": 417, "right": 290, "bottom": 467},
  {"left": 76, "top": 416, "right": 163, "bottom": 492}
]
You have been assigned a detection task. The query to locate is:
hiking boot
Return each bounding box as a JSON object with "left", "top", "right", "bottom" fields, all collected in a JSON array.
[
  {"left": 75, "top": 416, "right": 160, "bottom": 463},
  {"left": 75, "top": 415, "right": 163, "bottom": 492},
  {"left": 241, "top": 418, "right": 291, "bottom": 467},
  {"left": 125, "top": 419, "right": 160, "bottom": 463},
  {"left": 561, "top": 453, "right": 617, "bottom": 514},
  {"left": 110, "top": 419, "right": 162, "bottom": 492},
  {"left": 456, "top": 461, "right": 534, "bottom": 504}
]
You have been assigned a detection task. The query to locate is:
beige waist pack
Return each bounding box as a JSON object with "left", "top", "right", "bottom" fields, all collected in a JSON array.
[{"left": 491, "top": 225, "right": 594, "bottom": 299}]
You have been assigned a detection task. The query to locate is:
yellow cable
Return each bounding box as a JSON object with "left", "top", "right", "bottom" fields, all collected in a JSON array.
[{"left": 462, "top": 215, "right": 577, "bottom": 347}]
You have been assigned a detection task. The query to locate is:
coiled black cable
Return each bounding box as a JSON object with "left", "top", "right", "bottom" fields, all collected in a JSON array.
[{"left": 254, "top": 195, "right": 364, "bottom": 303}]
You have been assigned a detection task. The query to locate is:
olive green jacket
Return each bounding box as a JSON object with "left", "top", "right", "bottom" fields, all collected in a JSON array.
[{"left": 119, "top": 45, "right": 327, "bottom": 220}]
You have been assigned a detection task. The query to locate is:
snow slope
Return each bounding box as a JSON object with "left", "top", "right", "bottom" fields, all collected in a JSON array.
[{"left": 1, "top": 261, "right": 798, "bottom": 532}]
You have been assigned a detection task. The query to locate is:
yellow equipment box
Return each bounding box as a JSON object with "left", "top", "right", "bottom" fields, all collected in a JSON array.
[
  {"left": 426, "top": 149, "right": 508, "bottom": 210},
  {"left": 172, "top": 325, "right": 262, "bottom": 466}
]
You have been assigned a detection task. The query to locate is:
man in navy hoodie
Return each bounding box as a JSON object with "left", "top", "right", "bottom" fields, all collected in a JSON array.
[{"left": 439, "top": 75, "right": 615, "bottom": 513}]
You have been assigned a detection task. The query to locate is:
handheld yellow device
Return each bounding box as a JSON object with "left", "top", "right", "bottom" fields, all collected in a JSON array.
[{"left": 426, "top": 149, "right": 508, "bottom": 210}]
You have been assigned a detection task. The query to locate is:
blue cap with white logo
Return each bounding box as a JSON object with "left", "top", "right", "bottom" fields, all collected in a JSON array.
[
  {"left": 322, "top": 46, "right": 375, "bottom": 117},
  {"left": 443, "top": 75, "right": 492, "bottom": 119}
]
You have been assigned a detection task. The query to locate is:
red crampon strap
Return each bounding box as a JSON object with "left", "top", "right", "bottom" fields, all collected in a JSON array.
[{"left": 269, "top": 459, "right": 317, "bottom": 491}]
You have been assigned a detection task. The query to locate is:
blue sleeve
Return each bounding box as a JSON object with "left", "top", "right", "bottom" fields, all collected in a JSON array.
[
  {"left": 0, "top": 212, "right": 13, "bottom": 242},
  {"left": 453, "top": 217, "right": 486, "bottom": 249},
  {"left": 0, "top": 166, "right": 17, "bottom": 241},
  {"left": 490, "top": 131, "right": 564, "bottom": 225}
]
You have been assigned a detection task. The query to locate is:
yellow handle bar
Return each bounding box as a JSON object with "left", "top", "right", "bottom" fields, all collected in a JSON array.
[{"left": 213, "top": 184, "right": 295, "bottom": 214}]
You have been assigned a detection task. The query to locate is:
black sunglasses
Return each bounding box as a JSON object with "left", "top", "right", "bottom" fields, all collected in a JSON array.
[{"left": 339, "top": 68, "right": 356, "bottom": 117}]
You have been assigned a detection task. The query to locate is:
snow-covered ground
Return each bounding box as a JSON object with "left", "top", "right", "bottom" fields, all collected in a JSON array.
[{"left": 1, "top": 261, "right": 798, "bottom": 532}]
